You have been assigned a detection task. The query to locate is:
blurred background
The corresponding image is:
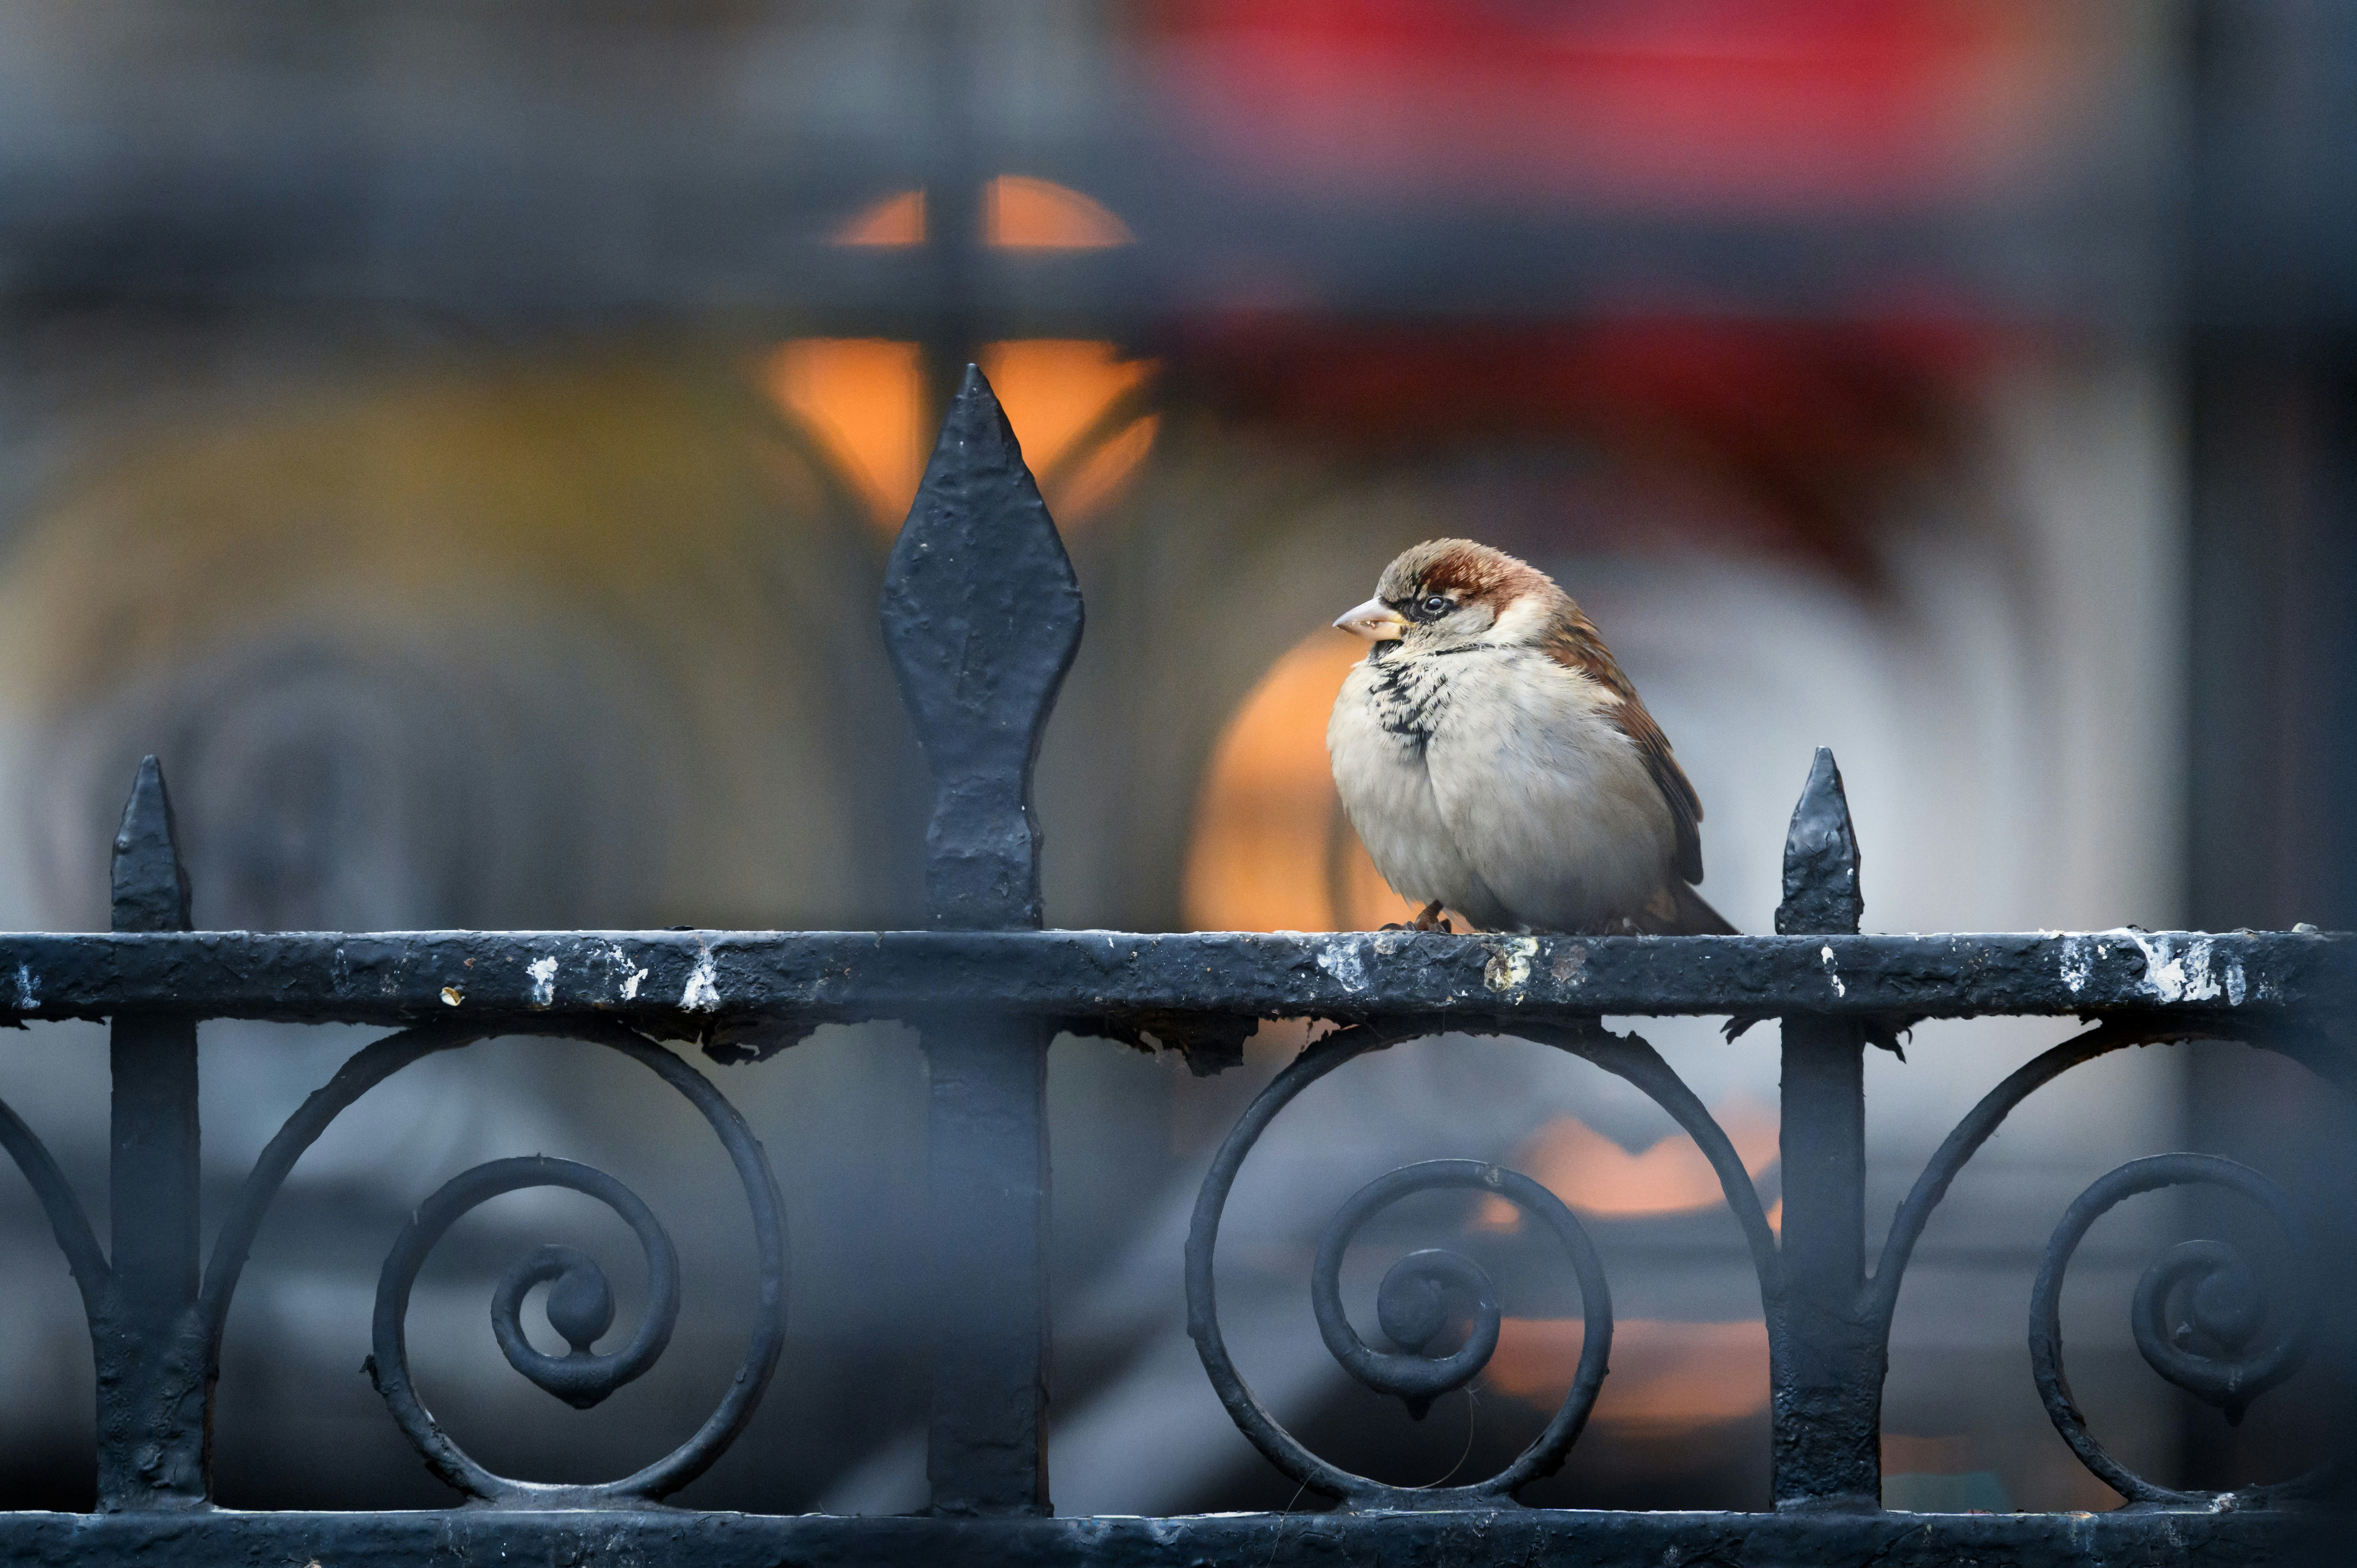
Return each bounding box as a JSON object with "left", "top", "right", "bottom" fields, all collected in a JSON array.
[{"left": 0, "top": 0, "right": 2352, "bottom": 1519}]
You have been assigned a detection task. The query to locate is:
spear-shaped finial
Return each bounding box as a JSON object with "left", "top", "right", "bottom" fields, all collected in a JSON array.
[
  {"left": 879, "top": 364, "right": 1085, "bottom": 931},
  {"left": 111, "top": 756, "right": 191, "bottom": 934},
  {"left": 1776, "top": 747, "right": 1861, "bottom": 937}
]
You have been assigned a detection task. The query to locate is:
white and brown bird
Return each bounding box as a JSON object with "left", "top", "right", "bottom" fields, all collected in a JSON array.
[{"left": 1326, "top": 539, "right": 1735, "bottom": 936}]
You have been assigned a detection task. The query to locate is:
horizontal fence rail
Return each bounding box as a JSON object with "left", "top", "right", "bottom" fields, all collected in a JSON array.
[
  {"left": 0, "top": 367, "right": 2346, "bottom": 1566},
  {"left": 0, "top": 928, "right": 2342, "bottom": 1031}
]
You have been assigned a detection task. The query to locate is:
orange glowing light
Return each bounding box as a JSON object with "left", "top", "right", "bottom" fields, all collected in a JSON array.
[
  {"left": 1485, "top": 1317, "right": 1768, "bottom": 1430},
  {"left": 1183, "top": 631, "right": 1421, "bottom": 932},
  {"left": 760, "top": 339, "right": 928, "bottom": 527},
  {"left": 1477, "top": 1102, "right": 1779, "bottom": 1223},
  {"left": 1057, "top": 414, "right": 1160, "bottom": 521},
  {"left": 984, "top": 175, "right": 1135, "bottom": 249},
  {"left": 977, "top": 340, "right": 1157, "bottom": 520},
  {"left": 762, "top": 337, "right": 1158, "bottom": 534},
  {"left": 828, "top": 179, "right": 1132, "bottom": 250},
  {"left": 831, "top": 189, "right": 926, "bottom": 247}
]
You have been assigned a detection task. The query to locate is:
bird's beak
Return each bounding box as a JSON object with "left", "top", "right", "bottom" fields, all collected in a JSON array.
[{"left": 1334, "top": 597, "right": 1408, "bottom": 641}]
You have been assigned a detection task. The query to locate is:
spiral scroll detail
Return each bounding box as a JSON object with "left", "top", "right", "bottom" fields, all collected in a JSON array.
[
  {"left": 201, "top": 1019, "right": 786, "bottom": 1507},
  {"left": 2032, "top": 1152, "right": 2322, "bottom": 1505},
  {"left": 1187, "top": 1024, "right": 1740, "bottom": 1507},
  {"left": 1310, "top": 1162, "right": 1608, "bottom": 1433},
  {"left": 373, "top": 1155, "right": 683, "bottom": 1452}
]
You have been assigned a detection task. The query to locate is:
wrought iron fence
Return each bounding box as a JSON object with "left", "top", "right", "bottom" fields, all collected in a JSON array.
[{"left": 0, "top": 367, "right": 2347, "bottom": 1566}]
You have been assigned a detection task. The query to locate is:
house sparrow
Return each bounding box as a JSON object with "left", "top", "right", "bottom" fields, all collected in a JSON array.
[{"left": 1327, "top": 539, "right": 1735, "bottom": 936}]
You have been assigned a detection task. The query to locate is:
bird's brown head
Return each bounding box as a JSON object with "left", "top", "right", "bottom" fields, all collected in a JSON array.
[{"left": 1334, "top": 539, "right": 1564, "bottom": 656}]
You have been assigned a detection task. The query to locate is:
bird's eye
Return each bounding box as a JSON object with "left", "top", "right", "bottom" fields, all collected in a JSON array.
[{"left": 1421, "top": 594, "right": 1451, "bottom": 617}]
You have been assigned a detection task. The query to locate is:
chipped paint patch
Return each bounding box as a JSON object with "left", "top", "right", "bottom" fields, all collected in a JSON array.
[
  {"left": 13, "top": 964, "right": 36, "bottom": 1010},
  {"left": 440, "top": 986, "right": 463, "bottom": 1007},
  {"left": 526, "top": 956, "right": 558, "bottom": 1009},
  {"left": 682, "top": 950, "right": 721, "bottom": 1012},
  {"left": 601, "top": 942, "right": 649, "bottom": 1003},
  {"left": 1550, "top": 944, "right": 1587, "bottom": 986},
  {"left": 2225, "top": 956, "right": 2247, "bottom": 1006},
  {"left": 1819, "top": 944, "right": 1846, "bottom": 999},
  {"left": 1483, "top": 937, "right": 1536, "bottom": 996},
  {"left": 2058, "top": 936, "right": 2096, "bottom": 997},
  {"left": 1316, "top": 939, "right": 1369, "bottom": 993},
  {"left": 2126, "top": 931, "right": 2221, "bottom": 1003}
]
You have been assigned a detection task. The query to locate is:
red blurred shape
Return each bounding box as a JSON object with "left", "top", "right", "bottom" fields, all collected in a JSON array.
[
  {"left": 1171, "top": 314, "right": 2000, "bottom": 576},
  {"left": 1150, "top": 0, "right": 2080, "bottom": 212}
]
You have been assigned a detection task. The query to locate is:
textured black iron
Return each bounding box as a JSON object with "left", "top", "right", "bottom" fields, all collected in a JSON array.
[
  {"left": 1308, "top": 1162, "right": 1602, "bottom": 1431},
  {"left": 0, "top": 394, "right": 2347, "bottom": 1564},
  {"left": 1857, "top": 1017, "right": 2353, "bottom": 1508},
  {"left": 2030, "top": 1153, "right": 2332, "bottom": 1507},
  {"left": 385, "top": 1158, "right": 679, "bottom": 1415},
  {"left": 1777, "top": 748, "right": 1863, "bottom": 937},
  {"left": 1185, "top": 1021, "right": 1771, "bottom": 1509},
  {"left": 921, "top": 1015, "right": 1053, "bottom": 1516},
  {"left": 0, "top": 1097, "right": 107, "bottom": 1322},
  {"left": 880, "top": 363, "right": 1083, "bottom": 934},
  {"left": 882, "top": 366, "right": 1075, "bottom": 1516},
  {"left": 1770, "top": 749, "right": 1881, "bottom": 1511},
  {"left": 0, "top": 927, "right": 2341, "bottom": 1029},
  {"left": 96, "top": 757, "right": 207, "bottom": 1512},
  {"left": 205, "top": 1018, "right": 787, "bottom": 1508},
  {"left": 0, "top": 1504, "right": 2338, "bottom": 1568}
]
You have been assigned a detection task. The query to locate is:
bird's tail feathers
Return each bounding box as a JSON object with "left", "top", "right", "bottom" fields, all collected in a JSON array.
[{"left": 1667, "top": 882, "right": 1739, "bottom": 936}]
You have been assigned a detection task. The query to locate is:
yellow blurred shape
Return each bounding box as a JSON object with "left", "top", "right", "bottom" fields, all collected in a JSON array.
[
  {"left": 1486, "top": 1318, "right": 1768, "bottom": 1432},
  {"left": 1478, "top": 1101, "right": 1779, "bottom": 1223},
  {"left": 761, "top": 339, "right": 926, "bottom": 527},
  {"left": 831, "top": 189, "right": 925, "bottom": 246},
  {"left": 1184, "top": 632, "right": 1421, "bottom": 932},
  {"left": 984, "top": 175, "right": 1134, "bottom": 249}
]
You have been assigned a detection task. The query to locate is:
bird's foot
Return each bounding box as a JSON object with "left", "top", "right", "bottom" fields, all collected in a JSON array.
[{"left": 1380, "top": 902, "right": 1455, "bottom": 933}]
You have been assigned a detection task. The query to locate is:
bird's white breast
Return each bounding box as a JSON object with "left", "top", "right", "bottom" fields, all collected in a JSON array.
[
  {"left": 1328, "top": 654, "right": 1499, "bottom": 922},
  {"left": 1327, "top": 645, "right": 1676, "bottom": 932}
]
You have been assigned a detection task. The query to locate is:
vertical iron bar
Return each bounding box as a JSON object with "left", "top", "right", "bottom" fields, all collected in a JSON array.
[
  {"left": 921, "top": 1017, "right": 1051, "bottom": 1513},
  {"left": 1771, "top": 749, "right": 1882, "bottom": 1510},
  {"left": 95, "top": 756, "right": 208, "bottom": 1510},
  {"left": 919, "top": 0, "right": 983, "bottom": 436},
  {"left": 922, "top": 168, "right": 984, "bottom": 439},
  {"left": 882, "top": 368, "right": 1083, "bottom": 1516}
]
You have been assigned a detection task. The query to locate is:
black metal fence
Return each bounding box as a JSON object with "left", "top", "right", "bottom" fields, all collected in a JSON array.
[{"left": 0, "top": 368, "right": 2347, "bottom": 1566}]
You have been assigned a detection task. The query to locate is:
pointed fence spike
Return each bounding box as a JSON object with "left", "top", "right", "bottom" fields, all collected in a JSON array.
[
  {"left": 1776, "top": 747, "right": 1861, "bottom": 936},
  {"left": 111, "top": 756, "right": 191, "bottom": 934},
  {"left": 883, "top": 368, "right": 1075, "bottom": 1513},
  {"left": 880, "top": 363, "right": 1084, "bottom": 931},
  {"left": 1769, "top": 746, "right": 1879, "bottom": 1508},
  {"left": 99, "top": 753, "right": 207, "bottom": 1506}
]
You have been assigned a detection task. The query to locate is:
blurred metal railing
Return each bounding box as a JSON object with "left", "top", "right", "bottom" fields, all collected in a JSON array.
[{"left": 0, "top": 368, "right": 2346, "bottom": 1565}]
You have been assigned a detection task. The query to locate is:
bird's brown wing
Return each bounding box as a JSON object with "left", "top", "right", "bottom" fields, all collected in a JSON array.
[{"left": 1539, "top": 608, "right": 1707, "bottom": 885}]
